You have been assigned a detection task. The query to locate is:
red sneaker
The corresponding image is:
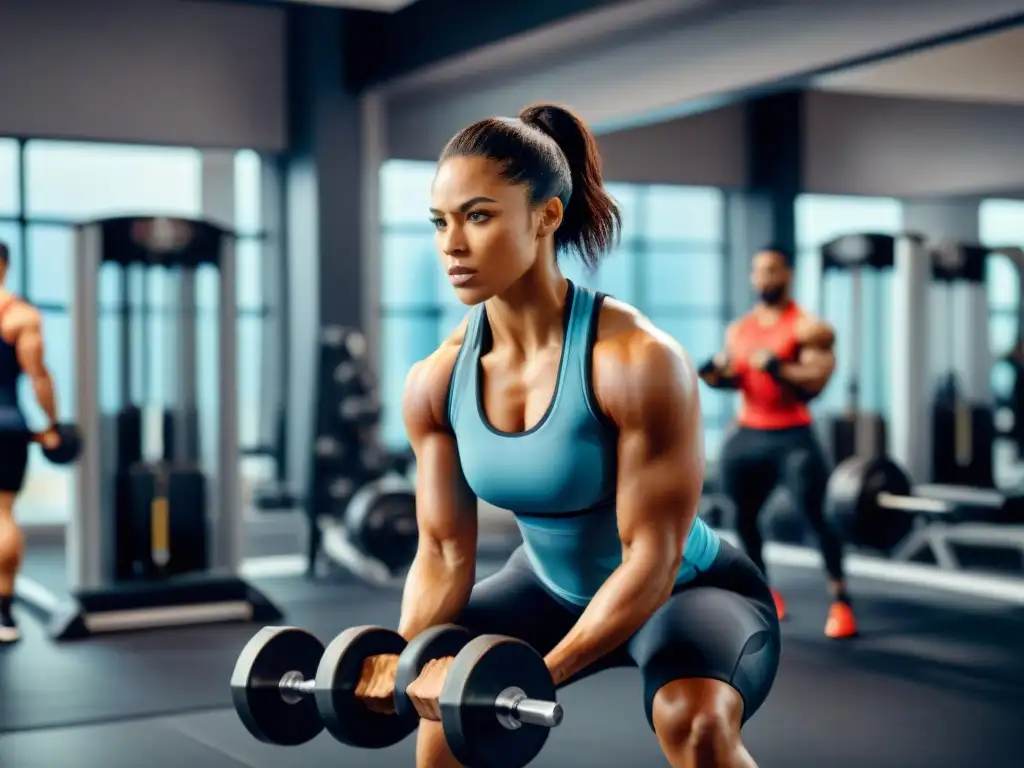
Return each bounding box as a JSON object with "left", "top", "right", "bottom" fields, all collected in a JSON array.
[
  {"left": 824, "top": 601, "right": 858, "bottom": 639},
  {"left": 770, "top": 588, "right": 787, "bottom": 620}
]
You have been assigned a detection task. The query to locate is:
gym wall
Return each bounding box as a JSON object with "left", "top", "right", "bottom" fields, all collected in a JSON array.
[
  {"left": 803, "top": 91, "right": 1024, "bottom": 197},
  {"left": 595, "top": 106, "right": 746, "bottom": 189},
  {"left": 815, "top": 25, "right": 1024, "bottom": 107},
  {"left": 0, "top": 0, "right": 287, "bottom": 150}
]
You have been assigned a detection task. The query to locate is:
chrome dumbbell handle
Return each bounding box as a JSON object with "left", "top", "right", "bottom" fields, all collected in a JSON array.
[
  {"left": 494, "top": 686, "right": 563, "bottom": 730},
  {"left": 277, "top": 670, "right": 316, "bottom": 704}
]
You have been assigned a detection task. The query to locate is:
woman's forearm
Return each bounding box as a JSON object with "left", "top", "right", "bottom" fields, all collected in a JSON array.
[
  {"left": 543, "top": 556, "right": 677, "bottom": 685},
  {"left": 396, "top": 545, "right": 475, "bottom": 641}
]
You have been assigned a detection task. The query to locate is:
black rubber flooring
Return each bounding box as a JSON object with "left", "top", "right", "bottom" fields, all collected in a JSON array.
[{"left": 2, "top": 561, "right": 1024, "bottom": 767}]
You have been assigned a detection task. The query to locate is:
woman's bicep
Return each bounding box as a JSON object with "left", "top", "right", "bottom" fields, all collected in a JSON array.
[
  {"left": 413, "top": 431, "right": 478, "bottom": 554},
  {"left": 601, "top": 333, "right": 704, "bottom": 564},
  {"left": 403, "top": 355, "right": 478, "bottom": 560}
]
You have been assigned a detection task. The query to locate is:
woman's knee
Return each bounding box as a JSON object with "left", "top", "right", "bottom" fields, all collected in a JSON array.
[{"left": 652, "top": 678, "right": 744, "bottom": 755}]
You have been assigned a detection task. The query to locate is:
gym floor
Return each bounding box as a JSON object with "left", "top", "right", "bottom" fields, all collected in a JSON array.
[{"left": 2, "top": 546, "right": 1023, "bottom": 768}]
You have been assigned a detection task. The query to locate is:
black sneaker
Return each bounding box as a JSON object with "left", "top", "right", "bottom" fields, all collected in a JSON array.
[{"left": 0, "top": 606, "right": 19, "bottom": 644}]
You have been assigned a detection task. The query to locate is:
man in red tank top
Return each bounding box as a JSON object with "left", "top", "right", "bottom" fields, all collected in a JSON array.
[{"left": 699, "top": 246, "right": 857, "bottom": 639}]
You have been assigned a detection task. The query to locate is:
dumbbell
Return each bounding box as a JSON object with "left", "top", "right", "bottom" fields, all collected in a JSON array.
[
  {"left": 323, "top": 626, "right": 561, "bottom": 768},
  {"left": 321, "top": 326, "right": 367, "bottom": 359},
  {"left": 316, "top": 624, "right": 472, "bottom": 747},
  {"left": 13, "top": 422, "right": 82, "bottom": 465},
  {"left": 230, "top": 624, "right": 470, "bottom": 747},
  {"left": 232, "top": 625, "right": 563, "bottom": 767}
]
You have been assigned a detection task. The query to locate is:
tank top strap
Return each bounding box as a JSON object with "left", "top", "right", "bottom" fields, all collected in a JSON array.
[
  {"left": 446, "top": 303, "right": 486, "bottom": 429},
  {"left": 561, "top": 283, "right": 601, "bottom": 395}
]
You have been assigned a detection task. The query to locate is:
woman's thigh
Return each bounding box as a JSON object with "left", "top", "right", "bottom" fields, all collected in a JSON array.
[
  {"left": 455, "top": 547, "right": 580, "bottom": 657},
  {"left": 626, "top": 582, "right": 780, "bottom": 730}
]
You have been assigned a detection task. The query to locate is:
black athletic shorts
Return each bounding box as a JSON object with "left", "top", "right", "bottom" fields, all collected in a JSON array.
[
  {"left": 456, "top": 539, "right": 781, "bottom": 729},
  {"left": 0, "top": 429, "right": 29, "bottom": 493}
]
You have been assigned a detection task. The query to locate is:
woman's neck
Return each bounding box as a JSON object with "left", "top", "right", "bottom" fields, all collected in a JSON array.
[{"left": 485, "top": 259, "right": 568, "bottom": 356}]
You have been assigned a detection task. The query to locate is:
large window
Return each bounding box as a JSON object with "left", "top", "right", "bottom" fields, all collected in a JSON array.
[
  {"left": 794, "top": 195, "right": 904, "bottom": 420},
  {"left": 24, "top": 141, "right": 202, "bottom": 220},
  {"left": 980, "top": 199, "right": 1024, "bottom": 356},
  {"left": 980, "top": 199, "right": 1024, "bottom": 487},
  {"left": 379, "top": 161, "right": 731, "bottom": 454},
  {"left": 2, "top": 140, "right": 274, "bottom": 523}
]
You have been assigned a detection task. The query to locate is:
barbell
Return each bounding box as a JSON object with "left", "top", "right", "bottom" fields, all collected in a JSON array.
[
  {"left": 824, "top": 456, "right": 917, "bottom": 552},
  {"left": 231, "top": 624, "right": 563, "bottom": 768},
  {"left": 822, "top": 454, "right": 1014, "bottom": 553}
]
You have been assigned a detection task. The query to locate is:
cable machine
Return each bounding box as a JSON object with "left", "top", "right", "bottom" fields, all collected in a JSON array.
[{"left": 20, "top": 216, "right": 281, "bottom": 640}]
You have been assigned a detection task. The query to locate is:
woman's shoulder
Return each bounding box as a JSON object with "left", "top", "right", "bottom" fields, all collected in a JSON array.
[
  {"left": 592, "top": 297, "right": 692, "bottom": 383},
  {"left": 402, "top": 311, "right": 472, "bottom": 431}
]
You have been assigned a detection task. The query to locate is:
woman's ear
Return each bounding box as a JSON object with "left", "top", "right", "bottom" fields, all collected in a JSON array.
[{"left": 536, "top": 197, "right": 564, "bottom": 239}]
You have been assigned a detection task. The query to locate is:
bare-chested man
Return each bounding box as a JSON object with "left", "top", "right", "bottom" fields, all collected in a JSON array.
[{"left": 0, "top": 240, "right": 61, "bottom": 644}]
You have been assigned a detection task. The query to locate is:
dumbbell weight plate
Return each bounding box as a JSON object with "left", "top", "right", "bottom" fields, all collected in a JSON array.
[
  {"left": 38, "top": 423, "right": 83, "bottom": 465},
  {"left": 824, "top": 455, "right": 914, "bottom": 552},
  {"left": 314, "top": 625, "right": 413, "bottom": 748},
  {"left": 344, "top": 477, "right": 418, "bottom": 573},
  {"left": 393, "top": 624, "right": 472, "bottom": 720},
  {"left": 230, "top": 626, "right": 326, "bottom": 746},
  {"left": 346, "top": 331, "right": 367, "bottom": 359},
  {"left": 440, "top": 635, "right": 557, "bottom": 768}
]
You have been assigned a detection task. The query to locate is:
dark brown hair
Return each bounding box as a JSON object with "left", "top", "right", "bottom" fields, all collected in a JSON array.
[
  {"left": 759, "top": 244, "right": 794, "bottom": 268},
  {"left": 0, "top": 241, "right": 8, "bottom": 265},
  {"left": 439, "top": 103, "right": 621, "bottom": 269}
]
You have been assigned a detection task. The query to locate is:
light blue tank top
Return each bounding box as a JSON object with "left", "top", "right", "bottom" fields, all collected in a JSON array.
[{"left": 447, "top": 281, "right": 719, "bottom": 606}]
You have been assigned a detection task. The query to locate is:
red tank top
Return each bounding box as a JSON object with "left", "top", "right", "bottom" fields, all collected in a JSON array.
[{"left": 732, "top": 302, "right": 813, "bottom": 430}]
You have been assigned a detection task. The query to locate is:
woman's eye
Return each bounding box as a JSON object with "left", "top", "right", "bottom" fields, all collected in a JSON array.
[
  {"left": 467, "top": 211, "right": 490, "bottom": 223},
  {"left": 430, "top": 217, "right": 446, "bottom": 229}
]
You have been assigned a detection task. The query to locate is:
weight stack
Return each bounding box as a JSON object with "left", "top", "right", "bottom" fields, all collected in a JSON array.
[
  {"left": 931, "top": 404, "right": 995, "bottom": 488},
  {"left": 112, "top": 405, "right": 176, "bottom": 471},
  {"left": 117, "top": 462, "right": 209, "bottom": 580}
]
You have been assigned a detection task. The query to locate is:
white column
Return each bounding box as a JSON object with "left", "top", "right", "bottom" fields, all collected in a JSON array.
[
  {"left": 890, "top": 235, "right": 932, "bottom": 483},
  {"left": 199, "top": 150, "right": 237, "bottom": 472},
  {"left": 902, "top": 198, "right": 982, "bottom": 396},
  {"left": 360, "top": 91, "right": 386, "bottom": 378}
]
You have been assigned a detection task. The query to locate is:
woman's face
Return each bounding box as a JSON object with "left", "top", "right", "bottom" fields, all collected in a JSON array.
[{"left": 430, "top": 156, "right": 558, "bottom": 305}]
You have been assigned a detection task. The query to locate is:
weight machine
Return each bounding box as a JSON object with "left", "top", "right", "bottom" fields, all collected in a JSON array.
[
  {"left": 17, "top": 216, "right": 281, "bottom": 640},
  {"left": 891, "top": 238, "right": 1024, "bottom": 568},
  {"left": 819, "top": 233, "right": 896, "bottom": 466},
  {"left": 929, "top": 241, "right": 995, "bottom": 488},
  {"left": 819, "top": 232, "right": 1024, "bottom": 570}
]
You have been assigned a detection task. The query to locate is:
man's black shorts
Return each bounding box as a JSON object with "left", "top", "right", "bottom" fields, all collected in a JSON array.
[{"left": 0, "top": 429, "right": 29, "bottom": 493}]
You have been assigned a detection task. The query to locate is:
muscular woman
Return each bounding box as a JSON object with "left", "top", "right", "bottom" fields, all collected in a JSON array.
[
  {"left": 699, "top": 247, "right": 856, "bottom": 639},
  {"left": 0, "top": 241, "right": 61, "bottom": 644},
  {"left": 355, "top": 105, "right": 780, "bottom": 767}
]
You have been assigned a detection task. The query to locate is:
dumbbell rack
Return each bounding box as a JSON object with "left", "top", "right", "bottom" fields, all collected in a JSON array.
[{"left": 304, "top": 325, "right": 396, "bottom": 582}]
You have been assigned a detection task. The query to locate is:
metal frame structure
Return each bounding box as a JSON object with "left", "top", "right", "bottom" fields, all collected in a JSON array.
[
  {"left": 887, "top": 237, "right": 1024, "bottom": 569},
  {"left": 20, "top": 216, "right": 280, "bottom": 640}
]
